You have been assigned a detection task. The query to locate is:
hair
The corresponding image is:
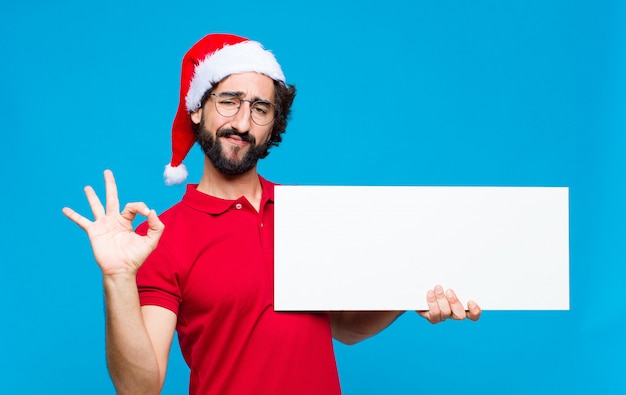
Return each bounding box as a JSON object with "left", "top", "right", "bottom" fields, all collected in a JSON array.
[{"left": 192, "top": 77, "right": 297, "bottom": 158}]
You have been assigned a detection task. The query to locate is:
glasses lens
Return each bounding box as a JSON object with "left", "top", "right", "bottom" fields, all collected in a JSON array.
[
  {"left": 250, "top": 101, "right": 275, "bottom": 126},
  {"left": 214, "top": 94, "right": 240, "bottom": 117}
]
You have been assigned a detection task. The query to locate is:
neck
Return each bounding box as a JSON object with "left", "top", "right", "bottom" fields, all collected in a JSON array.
[{"left": 197, "top": 158, "right": 263, "bottom": 210}]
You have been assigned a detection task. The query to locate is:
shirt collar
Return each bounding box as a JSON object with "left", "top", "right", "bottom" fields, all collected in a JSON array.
[{"left": 182, "top": 175, "right": 275, "bottom": 215}]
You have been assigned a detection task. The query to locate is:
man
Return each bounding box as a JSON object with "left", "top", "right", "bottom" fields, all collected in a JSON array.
[{"left": 63, "top": 33, "right": 481, "bottom": 395}]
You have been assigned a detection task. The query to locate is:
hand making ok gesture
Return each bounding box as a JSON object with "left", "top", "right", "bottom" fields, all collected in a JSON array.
[{"left": 62, "top": 170, "right": 164, "bottom": 277}]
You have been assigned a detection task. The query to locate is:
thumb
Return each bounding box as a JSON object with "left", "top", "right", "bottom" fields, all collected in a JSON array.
[{"left": 416, "top": 311, "right": 430, "bottom": 320}]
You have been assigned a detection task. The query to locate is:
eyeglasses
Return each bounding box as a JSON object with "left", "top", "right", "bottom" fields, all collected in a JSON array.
[{"left": 210, "top": 93, "right": 276, "bottom": 126}]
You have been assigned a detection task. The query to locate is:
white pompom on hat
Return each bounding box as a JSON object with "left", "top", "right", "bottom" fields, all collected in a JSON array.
[{"left": 164, "top": 33, "right": 286, "bottom": 185}]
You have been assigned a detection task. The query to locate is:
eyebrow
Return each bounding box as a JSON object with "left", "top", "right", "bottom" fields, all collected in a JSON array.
[{"left": 219, "top": 91, "right": 272, "bottom": 104}]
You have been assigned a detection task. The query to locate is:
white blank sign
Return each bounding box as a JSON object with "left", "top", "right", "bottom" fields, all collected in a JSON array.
[{"left": 274, "top": 186, "right": 569, "bottom": 311}]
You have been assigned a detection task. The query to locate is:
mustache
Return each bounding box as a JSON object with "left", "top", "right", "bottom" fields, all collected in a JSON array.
[{"left": 216, "top": 129, "right": 255, "bottom": 144}]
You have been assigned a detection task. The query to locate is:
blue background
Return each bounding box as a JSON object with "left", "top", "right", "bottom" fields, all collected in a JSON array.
[{"left": 1, "top": 1, "right": 624, "bottom": 393}]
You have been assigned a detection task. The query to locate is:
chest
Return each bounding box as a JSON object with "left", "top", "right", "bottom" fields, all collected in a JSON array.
[{"left": 175, "top": 205, "right": 275, "bottom": 318}]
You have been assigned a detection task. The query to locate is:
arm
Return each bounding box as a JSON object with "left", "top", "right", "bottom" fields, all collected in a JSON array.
[
  {"left": 330, "top": 311, "right": 404, "bottom": 345},
  {"left": 103, "top": 276, "right": 176, "bottom": 393},
  {"left": 330, "top": 285, "right": 481, "bottom": 345},
  {"left": 63, "top": 170, "right": 171, "bottom": 394}
]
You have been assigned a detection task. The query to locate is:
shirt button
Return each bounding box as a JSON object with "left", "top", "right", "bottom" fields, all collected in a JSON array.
[
  {"left": 235, "top": 203, "right": 243, "bottom": 210},
  {"left": 260, "top": 223, "right": 264, "bottom": 227}
]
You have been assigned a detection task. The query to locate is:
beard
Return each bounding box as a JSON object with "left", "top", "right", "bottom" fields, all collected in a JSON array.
[{"left": 195, "top": 120, "right": 270, "bottom": 176}]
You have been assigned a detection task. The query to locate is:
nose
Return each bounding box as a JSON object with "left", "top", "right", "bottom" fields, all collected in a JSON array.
[{"left": 229, "top": 101, "right": 252, "bottom": 133}]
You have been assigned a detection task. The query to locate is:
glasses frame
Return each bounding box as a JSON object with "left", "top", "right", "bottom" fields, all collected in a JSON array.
[{"left": 209, "top": 93, "right": 276, "bottom": 126}]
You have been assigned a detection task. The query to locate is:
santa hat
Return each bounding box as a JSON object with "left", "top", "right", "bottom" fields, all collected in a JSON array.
[{"left": 164, "top": 33, "right": 286, "bottom": 185}]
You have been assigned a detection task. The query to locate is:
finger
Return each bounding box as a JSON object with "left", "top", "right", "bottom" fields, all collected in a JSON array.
[
  {"left": 145, "top": 210, "right": 165, "bottom": 247},
  {"left": 84, "top": 185, "right": 105, "bottom": 219},
  {"left": 445, "top": 289, "right": 468, "bottom": 320},
  {"left": 418, "top": 288, "right": 441, "bottom": 324},
  {"left": 434, "top": 285, "right": 451, "bottom": 318},
  {"left": 466, "top": 300, "right": 482, "bottom": 321},
  {"left": 104, "top": 170, "right": 120, "bottom": 214},
  {"left": 61, "top": 207, "right": 92, "bottom": 232},
  {"left": 120, "top": 202, "right": 151, "bottom": 223},
  {"left": 427, "top": 288, "right": 442, "bottom": 323}
]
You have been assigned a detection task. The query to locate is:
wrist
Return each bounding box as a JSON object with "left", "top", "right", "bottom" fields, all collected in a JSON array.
[{"left": 102, "top": 270, "right": 138, "bottom": 287}]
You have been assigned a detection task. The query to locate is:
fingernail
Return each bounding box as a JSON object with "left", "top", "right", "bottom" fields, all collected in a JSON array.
[
  {"left": 446, "top": 289, "right": 453, "bottom": 298},
  {"left": 468, "top": 301, "right": 476, "bottom": 308},
  {"left": 435, "top": 286, "right": 443, "bottom": 295},
  {"left": 427, "top": 290, "right": 435, "bottom": 299}
]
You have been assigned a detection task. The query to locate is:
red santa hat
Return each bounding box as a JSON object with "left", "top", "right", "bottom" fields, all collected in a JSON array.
[{"left": 164, "top": 33, "right": 286, "bottom": 185}]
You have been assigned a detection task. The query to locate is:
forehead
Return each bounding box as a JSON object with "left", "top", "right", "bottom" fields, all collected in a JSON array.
[{"left": 215, "top": 72, "right": 275, "bottom": 100}]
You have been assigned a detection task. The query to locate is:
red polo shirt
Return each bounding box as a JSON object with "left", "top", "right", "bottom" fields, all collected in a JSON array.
[{"left": 136, "top": 177, "right": 341, "bottom": 395}]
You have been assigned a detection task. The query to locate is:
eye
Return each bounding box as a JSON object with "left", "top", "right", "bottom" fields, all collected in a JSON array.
[
  {"left": 217, "top": 93, "right": 240, "bottom": 108},
  {"left": 219, "top": 98, "right": 239, "bottom": 108},
  {"left": 252, "top": 102, "right": 271, "bottom": 115}
]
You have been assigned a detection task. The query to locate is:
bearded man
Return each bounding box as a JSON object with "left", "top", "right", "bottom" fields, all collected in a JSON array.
[{"left": 63, "top": 33, "right": 481, "bottom": 395}]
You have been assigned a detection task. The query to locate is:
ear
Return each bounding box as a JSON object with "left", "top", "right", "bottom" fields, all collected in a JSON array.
[{"left": 190, "top": 108, "right": 203, "bottom": 125}]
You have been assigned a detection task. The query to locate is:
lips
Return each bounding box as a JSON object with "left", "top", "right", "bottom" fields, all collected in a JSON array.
[
  {"left": 217, "top": 129, "right": 254, "bottom": 145},
  {"left": 224, "top": 134, "right": 248, "bottom": 147}
]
